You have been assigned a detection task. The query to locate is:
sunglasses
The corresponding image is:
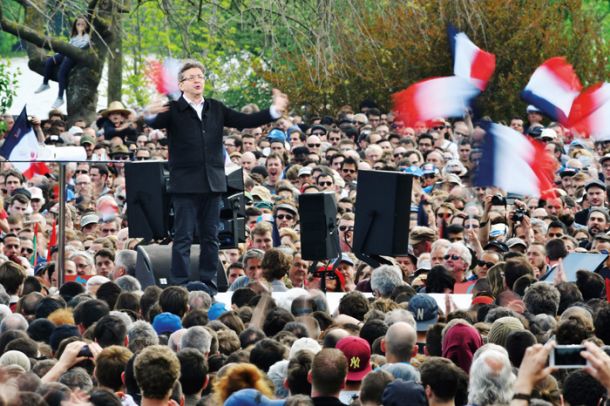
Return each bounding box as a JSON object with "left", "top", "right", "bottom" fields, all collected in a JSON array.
[
  {"left": 276, "top": 214, "right": 294, "bottom": 220},
  {"left": 75, "top": 170, "right": 88, "bottom": 174},
  {"left": 136, "top": 157, "right": 149, "bottom": 161},
  {"left": 394, "top": 153, "right": 405, "bottom": 158},
  {"left": 339, "top": 225, "right": 354, "bottom": 232},
  {"left": 318, "top": 181, "right": 333, "bottom": 187},
  {"left": 478, "top": 260, "right": 495, "bottom": 268},
  {"left": 444, "top": 254, "right": 461, "bottom": 261},
  {"left": 342, "top": 169, "right": 356, "bottom": 173},
  {"left": 437, "top": 213, "right": 452, "bottom": 218},
  {"left": 308, "top": 143, "right": 321, "bottom": 148},
  {"left": 21, "top": 248, "right": 34, "bottom": 254}
]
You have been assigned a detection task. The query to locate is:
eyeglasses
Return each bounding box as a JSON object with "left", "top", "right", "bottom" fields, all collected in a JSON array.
[
  {"left": 339, "top": 225, "right": 354, "bottom": 232},
  {"left": 181, "top": 74, "right": 204, "bottom": 82},
  {"left": 318, "top": 181, "right": 333, "bottom": 187},
  {"left": 444, "top": 254, "right": 462, "bottom": 261},
  {"left": 478, "top": 260, "right": 495, "bottom": 268},
  {"left": 276, "top": 214, "right": 294, "bottom": 220},
  {"left": 308, "top": 143, "right": 321, "bottom": 148},
  {"left": 225, "top": 143, "right": 235, "bottom": 147},
  {"left": 21, "top": 248, "right": 34, "bottom": 254}
]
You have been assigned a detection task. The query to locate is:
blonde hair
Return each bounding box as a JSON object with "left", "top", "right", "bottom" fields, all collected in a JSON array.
[{"left": 212, "top": 363, "right": 274, "bottom": 405}]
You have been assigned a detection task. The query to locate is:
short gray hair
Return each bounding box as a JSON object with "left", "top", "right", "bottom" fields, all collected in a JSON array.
[
  {"left": 188, "top": 290, "right": 212, "bottom": 311},
  {"left": 128, "top": 320, "right": 159, "bottom": 354},
  {"left": 115, "top": 275, "right": 141, "bottom": 293},
  {"left": 384, "top": 309, "right": 416, "bottom": 328},
  {"left": 115, "top": 250, "right": 137, "bottom": 277},
  {"left": 0, "top": 313, "right": 28, "bottom": 334},
  {"left": 70, "top": 251, "right": 94, "bottom": 267},
  {"left": 178, "top": 60, "right": 205, "bottom": 82},
  {"left": 243, "top": 249, "right": 265, "bottom": 268},
  {"left": 468, "top": 349, "right": 515, "bottom": 406},
  {"left": 59, "top": 367, "right": 93, "bottom": 392},
  {"left": 370, "top": 265, "right": 403, "bottom": 297},
  {"left": 181, "top": 326, "right": 212, "bottom": 354}
]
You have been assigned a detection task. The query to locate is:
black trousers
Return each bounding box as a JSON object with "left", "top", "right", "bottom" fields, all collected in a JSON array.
[{"left": 170, "top": 193, "right": 222, "bottom": 292}]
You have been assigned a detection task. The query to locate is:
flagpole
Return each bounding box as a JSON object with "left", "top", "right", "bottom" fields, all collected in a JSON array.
[{"left": 57, "top": 163, "right": 66, "bottom": 287}]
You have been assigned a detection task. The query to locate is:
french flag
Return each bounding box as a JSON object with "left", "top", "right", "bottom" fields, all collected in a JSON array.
[
  {"left": 0, "top": 107, "right": 49, "bottom": 179},
  {"left": 475, "top": 122, "right": 556, "bottom": 198},
  {"left": 448, "top": 26, "right": 496, "bottom": 90},
  {"left": 146, "top": 58, "right": 181, "bottom": 100},
  {"left": 521, "top": 57, "right": 582, "bottom": 124},
  {"left": 567, "top": 82, "right": 610, "bottom": 140},
  {"left": 393, "top": 76, "right": 480, "bottom": 127}
]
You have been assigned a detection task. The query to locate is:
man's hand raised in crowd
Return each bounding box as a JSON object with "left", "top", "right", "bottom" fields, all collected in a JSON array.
[
  {"left": 145, "top": 98, "right": 170, "bottom": 115},
  {"left": 272, "top": 89, "right": 289, "bottom": 115}
]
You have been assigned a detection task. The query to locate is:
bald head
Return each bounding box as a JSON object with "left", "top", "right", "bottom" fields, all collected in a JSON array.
[
  {"left": 383, "top": 322, "right": 417, "bottom": 363},
  {"left": 323, "top": 328, "right": 350, "bottom": 348}
]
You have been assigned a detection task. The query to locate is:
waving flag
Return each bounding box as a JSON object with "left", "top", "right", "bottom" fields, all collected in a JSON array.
[
  {"left": 475, "top": 123, "right": 556, "bottom": 198},
  {"left": 393, "top": 76, "right": 480, "bottom": 127},
  {"left": 0, "top": 106, "right": 49, "bottom": 179},
  {"left": 448, "top": 26, "right": 496, "bottom": 90},
  {"left": 567, "top": 82, "right": 610, "bottom": 140},
  {"left": 145, "top": 58, "right": 181, "bottom": 100},
  {"left": 521, "top": 57, "right": 582, "bottom": 124}
]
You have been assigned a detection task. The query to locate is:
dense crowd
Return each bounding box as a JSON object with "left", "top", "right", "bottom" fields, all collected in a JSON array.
[{"left": 0, "top": 97, "right": 610, "bottom": 406}]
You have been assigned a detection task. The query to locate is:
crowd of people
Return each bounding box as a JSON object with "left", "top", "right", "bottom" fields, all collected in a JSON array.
[{"left": 1, "top": 93, "right": 610, "bottom": 406}]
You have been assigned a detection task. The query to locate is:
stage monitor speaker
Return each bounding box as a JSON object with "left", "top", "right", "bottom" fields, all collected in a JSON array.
[
  {"left": 126, "top": 161, "right": 170, "bottom": 240},
  {"left": 353, "top": 170, "right": 413, "bottom": 257},
  {"left": 135, "top": 244, "right": 228, "bottom": 291},
  {"left": 299, "top": 193, "right": 340, "bottom": 261}
]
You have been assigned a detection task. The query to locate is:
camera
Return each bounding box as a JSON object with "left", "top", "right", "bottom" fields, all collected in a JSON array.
[
  {"left": 549, "top": 345, "right": 588, "bottom": 368},
  {"left": 491, "top": 195, "right": 506, "bottom": 206},
  {"left": 511, "top": 208, "right": 528, "bottom": 222}
]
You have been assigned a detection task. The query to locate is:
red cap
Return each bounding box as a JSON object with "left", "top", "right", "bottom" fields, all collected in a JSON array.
[
  {"left": 336, "top": 336, "right": 372, "bottom": 382},
  {"left": 472, "top": 295, "right": 494, "bottom": 306}
]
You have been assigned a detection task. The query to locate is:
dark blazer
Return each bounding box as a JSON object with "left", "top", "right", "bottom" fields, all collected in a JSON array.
[{"left": 147, "top": 95, "right": 273, "bottom": 193}]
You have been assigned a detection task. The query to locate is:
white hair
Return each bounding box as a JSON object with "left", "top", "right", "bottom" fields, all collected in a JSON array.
[
  {"left": 448, "top": 242, "right": 472, "bottom": 267},
  {"left": 181, "top": 326, "right": 212, "bottom": 354},
  {"left": 370, "top": 265, "right": 403, "bottom": 297},
  {"left": 0, "top": 313, "right": 28, "bottom": 334},
  {"left": 468, "top": 349, "right": 515, "bottom": 406},
  {"left": 384, "top": 309, "right": 416, "bottom": 328}
]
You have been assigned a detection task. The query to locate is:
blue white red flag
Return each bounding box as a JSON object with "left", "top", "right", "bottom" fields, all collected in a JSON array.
[
  {"left": 475, "top": 122, "right": 556, "bottom": 198},
  {"left": 393, "top": 76, "right": 480, "bottom": 127},
  {"left": 0, "top": 106, "right": 49, "bottom": 179},
  {"left": 521, "top": 57, "right": 582, "bottom": 124},
  {"left": 567, "top": 82, "right": 610, "bottom": 140},
  {"left": 448, "top": 26, "right": 496, "bottom": 90}
]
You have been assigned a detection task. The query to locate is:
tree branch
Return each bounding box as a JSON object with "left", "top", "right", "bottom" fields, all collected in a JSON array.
[{"left": 0, "top": 16, "right": 96, "bottom": 65}]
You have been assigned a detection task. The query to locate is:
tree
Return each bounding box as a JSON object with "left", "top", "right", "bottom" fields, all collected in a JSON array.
[{"left": 0, "top": 0, "right": 119, "bottom": 123}]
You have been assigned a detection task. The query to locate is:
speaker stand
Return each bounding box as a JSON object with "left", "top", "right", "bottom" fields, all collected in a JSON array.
[{"left": 353, "top": 210, "right": 392, "bottom": 269}]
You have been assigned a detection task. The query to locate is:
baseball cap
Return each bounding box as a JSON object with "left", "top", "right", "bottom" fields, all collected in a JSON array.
[
  {"left": 80, "top": 134, "right": 95, "bottom": 146},
  {"left": 225, "top": 389, "right": 285, "bottom": 406},
  {"left": 275, "top": 203, "right": 298, "bottom": 217},
  {"left": 208, "top": 302, "right": 228, "bottom": 321},
  {"left": 506, "top": 237, "right": 527, "bottom": 249},
  {"left": 68, "top": 126, "right": 84, "bottom": 136},
  {"left": 484, "top": 240, "right": 509, "bottom": 253},
  {"left": 421, "top": 163, "right": 438, "bottom": 176},
  {"left": 401, "top": 165, "right": 423, "bottom": 177},
  {"left": 27, "top": 187, "right": 44, "bottom": 201},
  {"left": 80, "top": 213, "right": 99, "bottom": 228},
  {"left": 152, "top": 312, "right": 182, "bottom": 335},
  {"left": 338, "top": 253, "right": 355, "bottom": 266},
  {"left": 585, "top": 179, "right": 606, "bottom": 191},
  {"left": 267, "top": 129, "right": 286, "bottom": 143},
  {"left": 336, "top": 336, "right": 372, "bottom": 381},
  {"left": 526, "top": 105, "right": 542, "bottom": 114},
  {"left": 382, "top": 379, "right": 427, "bottom": 406},
  {"left": 540, "top": 128, "right": 557, "bottom": 140},
  {"left": 409, "top": 227, "right": 436, "bottom": 245},
  {"left": 407, "top": 293, "right": 439, "bottom": 332},
  {"left": 298, "top": 166, "right": 312, "bottom": 177}
]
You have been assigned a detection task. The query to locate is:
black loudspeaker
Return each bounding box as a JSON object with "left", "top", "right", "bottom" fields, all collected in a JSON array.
[
  {"left": 353, "top": 170, "right": 413, "bottom": 258},
  {"left": 126, "top": 162, "right": 170, "bottom": 240},
  {"left": 135, "top": 244, "right": 228, "bottom": 291},
  {"left": 299, "top": 193, "right": 340, "bottom": 261}
]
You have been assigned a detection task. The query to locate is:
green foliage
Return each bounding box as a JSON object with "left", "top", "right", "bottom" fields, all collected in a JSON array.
[{"left": 0, "top": 59, "right": 19, "bottom": 115}]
